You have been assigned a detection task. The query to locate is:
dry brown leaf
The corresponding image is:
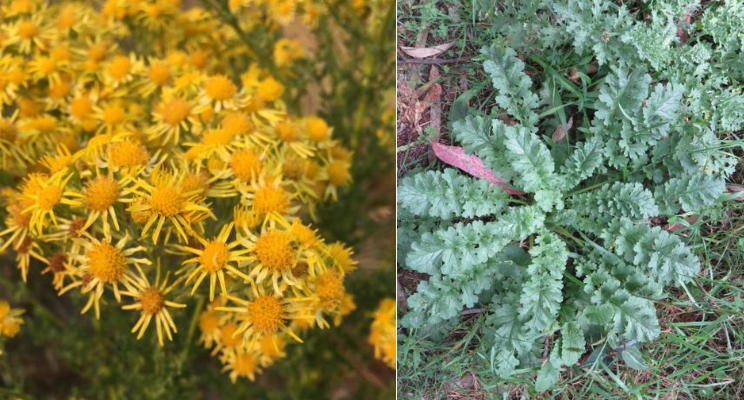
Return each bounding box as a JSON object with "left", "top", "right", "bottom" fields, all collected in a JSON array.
[
  {"left": 422, "top": 83, "right": 442, "bottom": 103},
  {"left": 428, "top": 64, "right": 440, "bottom": 81},
  {"left": 412, "top": 101, "right": 429, "bottom": 127},
  {"left": 552, "top": 116, "right": 574, "bottom": 142},
  {"left": 401, "top": 42, "right": 454, "bottom": 58},
  {"left": 497, "top": 113, "right": 518, "bottom": 126},
  {"left": 397, "top": 80, "right": 416, "bottom": 101}
]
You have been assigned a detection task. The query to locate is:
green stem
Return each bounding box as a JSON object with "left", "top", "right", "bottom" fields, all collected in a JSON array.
[
  {"left": 565, "top": 181, "right": 609, "bottom": 198},
  {"left": 181, "top": 295, "right": 205, "bottom": 360},
  {"left": 554, "top": 226, "right": 584, "bottom": 246}
]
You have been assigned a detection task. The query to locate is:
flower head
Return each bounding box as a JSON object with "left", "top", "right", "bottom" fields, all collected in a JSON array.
[
  {"left": 61, "top": 233, "right": 151, "bottom": 319},
  {"left": 122, "top": 264, "right": 186, "bottom": 346},
  {"left": 0, "top": 301, "right": 24, "bottom": 338},
  {"left": 197, "top": 75, "right": 243, "bottom": 112},
  {"left": 177, "top": 223, "right": 252, "bottom": 301},
  {"left": 127, "top": 169, "right": 213, "bottom": 243}
]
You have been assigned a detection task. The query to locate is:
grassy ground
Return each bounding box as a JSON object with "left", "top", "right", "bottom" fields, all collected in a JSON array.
[{"left": 396, "top": 1, "right": 744, "bottom": 399}]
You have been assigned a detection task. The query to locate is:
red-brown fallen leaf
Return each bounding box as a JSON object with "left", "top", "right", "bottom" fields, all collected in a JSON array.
[
  {"left": 431, "top": 142, "right": 525, "bottom": 195},
  {"left": 677, "top": 9, "right": 692, "bottom": 44}
]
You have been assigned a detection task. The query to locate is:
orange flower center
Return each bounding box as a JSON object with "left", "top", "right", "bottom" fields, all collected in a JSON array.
[
  {"left": 200, "top": 241, "right": 228, "bottom": 273},
  {"left": 274, "top": 120, "right": 298, "bottom": 142},
  {"left": 199, "top": 310, "right": 219, "bottom": 333},
  {"left": 102, "top": 104, "right": 125, "bottom": 125},
  {"left": 316, "top": 270, "right": 344, "bottom": 307},
  {"left": 221, "top": 113, "right": 252, "bottom": 136},
  {"left": 58, "top": 9, "right": 77, "bottom": 29},
  {"left": 38, "top": 58, "right": 57, "bottom": 74},
  {"left": 161, "top": 98, "right": 191, "bottom": 126},
  {"left": 84, "top": 176, "right": 119, "bottom": 211},
  {"left": 140, "top": 288, "right": 165, "bottom": 315},
  {"left": 306, "top": 117, "right": 329, "bottom": 141},
  {"left": 51, "top": 46, "right": 71, "bottom": 61},
  {"left": 229, "top": 150, "right": 261, "bottom": 182},
  {"left": 148, "top": 63, "right": 171, "bottom": 85},
  {"left": 146, "top": 4, "right": 162, "bottom": 18},
  {"left": 190, "top": 50, "right": 209, "bottom": 69},
  {"left": 204, "top": 76, "right": 237, "bottom": 100},
  {"left": 257, "top": 77, "right": 284, "bottom": 101},
  {"left": 70, "top": 97, "right": 93, "bottom": 119},
  {"left": 202, "top": 128, "right": 233, "bottom": 146},
  {"left": 254, "top": 231, "right": 295, "bottom": 272},
  {"left": 17, "top": 21, "right": 38, "bottom": 39},
  {"left": 87, "top": 241, "right": 126, "bottom": 283},
  {"left": 108, "top": 141, "right": 149, "bottom": 169},
  {"left": 247, "top": 295, "right": 284, "bottom": 334},
  {"left": 149, "top": 185, "right": 182, "bottom": 217},
  {"left": 108, "top": 56, "right": 132, "bottom": 80},
  {"left": 252, "top": 185, "right": 289, "bottom": 216},
  {"left": 38, "top": 185, "right": 62, "bottom": 211},
  {"left": 327, "top": 161, "right": 350, "bottom": 186}
]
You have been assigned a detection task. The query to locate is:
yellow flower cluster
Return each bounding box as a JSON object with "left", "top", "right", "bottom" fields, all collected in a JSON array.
[
  {"left": 369, "top": 298, "right": 395, "bottom": 369},
  {"left": 0, "top": 0, "right": 356, "bottom": 382},
  {"left": 0, "top": 301, "right": 24, "bottom": 338}
]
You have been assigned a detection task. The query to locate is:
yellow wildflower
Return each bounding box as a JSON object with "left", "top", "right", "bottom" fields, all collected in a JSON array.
[{"left": 0, "top": 301, "right": 24, "bottom": 338}]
